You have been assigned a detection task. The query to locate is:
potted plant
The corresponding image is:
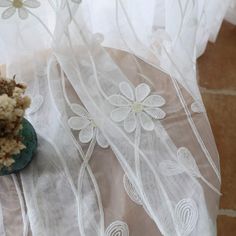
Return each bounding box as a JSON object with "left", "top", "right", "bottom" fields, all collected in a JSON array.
[{"left": 0, "top": 77, "right": 37, "bottom": 176}]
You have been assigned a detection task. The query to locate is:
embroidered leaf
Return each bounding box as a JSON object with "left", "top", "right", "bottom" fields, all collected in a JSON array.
[
  {"left": 159, "top": 160, "right": 184, "bottom": 176},
  {"left": 123, "top": 175, "right": 142, "bottom": 205},
  {"left": 191, "top": 101, "right": 205, "bottom": 113},
  {"left": 177, "top": 147, "right": 201, "bottom": 177}
]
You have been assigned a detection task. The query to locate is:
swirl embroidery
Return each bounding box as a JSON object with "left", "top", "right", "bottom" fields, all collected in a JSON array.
[
  {"left": 105, "top": 221, "right": 129, "bottom": 236},
  {"left": 175, "top": 198, "right": 198, "bottom": 236}
]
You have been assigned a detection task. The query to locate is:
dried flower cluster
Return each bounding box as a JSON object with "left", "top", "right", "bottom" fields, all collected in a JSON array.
[{"left": 0, "top": 77, "right": 30, "bottom": 169}]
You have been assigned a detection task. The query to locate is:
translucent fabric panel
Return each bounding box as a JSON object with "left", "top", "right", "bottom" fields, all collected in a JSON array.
[{"left": 0, "top": 0, "right": 233, "bottom": 236}]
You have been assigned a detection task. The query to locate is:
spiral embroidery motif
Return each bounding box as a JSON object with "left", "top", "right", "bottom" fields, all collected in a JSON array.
[
  {"left": 175, "top": 198, "right": 198, "bottom": 235},
  {"left": 105, "top": 220, "right": 129, "bottom": 236}
]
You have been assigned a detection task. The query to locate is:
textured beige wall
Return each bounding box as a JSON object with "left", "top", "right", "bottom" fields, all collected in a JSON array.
[{"left": 198, "top": 21, "right": 236, "bottom": 236}]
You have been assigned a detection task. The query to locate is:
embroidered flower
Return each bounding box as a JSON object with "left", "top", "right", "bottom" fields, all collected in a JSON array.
[
  {"left": 0, "top": 0, "right": 40, "bottom": 20},
  {"left": 108, "top": 82, "right": 166, "bottom": 133},
  {"left": 68, "top": 104, "right": 109, "bottom": 148}
]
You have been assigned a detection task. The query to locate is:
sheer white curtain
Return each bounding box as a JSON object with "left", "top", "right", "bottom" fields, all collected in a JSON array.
[{"left": 0, "top": 1, "right": 235, "bottom": 236}]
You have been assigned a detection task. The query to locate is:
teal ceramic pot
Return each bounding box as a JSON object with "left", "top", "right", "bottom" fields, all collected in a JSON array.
[{"left": 0, "top": 118, "right": 37, "bottom": 176}]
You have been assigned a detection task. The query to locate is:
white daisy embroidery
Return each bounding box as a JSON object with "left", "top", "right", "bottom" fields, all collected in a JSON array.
[
  {"left": 0, "top": 0, "right": 40, "bottom": 20},
  {"left": 108, "top": 82, "right": 166, "bottom": 133},
  {"left": 68, "top": 104, "right": 109, "bottom": 148}
]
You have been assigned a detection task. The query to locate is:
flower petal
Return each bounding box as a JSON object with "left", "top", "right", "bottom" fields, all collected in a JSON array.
[
  {"left": 108, "top": 94, "right": 130, "bottom": 106},
  {"left": 143, "top": 95, "right": 165, "bottom": 107},
  {"left": 144, "top": 107, "right": 166, "bottom": 119},
  {"left": 0, "top": 0, "right": 11, "bottom": 7},
  {"left": 23, "top": 0, "right": 41, "bottom": 8},
  {"left": 1, "top": 7, "right": 16, "bottom": 19},
  {"left": 70, "top": 103, "right": 90, "bottom": 117},
  {"left": 139, "top": 112, "right": 154, "bottom": 131},
  {"left": 124, "top": 111, "right": 137, "bottom": 133},
  {"left": 119, "top": 82, "right": 134, "bottom": 101},
  {"left": 96, "top": 129, "right": 109, "bottom": 148},
  {"left": 111, "top": 107, "right": 131, "bottom": 122},
  {"left": 18, "top": 7, "right": 28, "bottom": 19},
  {"left": 135, "top": 83, "right": 150, "bottom": 102},
  {"left": 68, "top": 117, "right": 90, "bottom": 130},
  {"left": 79, "top": 124, "right": 94, "bottom": 143}
]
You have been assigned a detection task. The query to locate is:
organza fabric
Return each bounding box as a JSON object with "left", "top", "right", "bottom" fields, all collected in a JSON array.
[{"left": 0, "top": 1, "right": 235, "bottom": 236}]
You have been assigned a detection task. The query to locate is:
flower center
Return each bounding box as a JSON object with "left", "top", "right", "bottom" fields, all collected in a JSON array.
[
  {"left": 132, "top": 102, "right": 143, "bottom": 113},
  {"left": 13, "top": 0, "right": 23, "bottom": 8}
]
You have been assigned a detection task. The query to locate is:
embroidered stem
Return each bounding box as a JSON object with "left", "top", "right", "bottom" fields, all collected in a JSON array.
[
  {"left": 77, "top": 130, "right": 103, "bottom": 236},
  {"left": 134, "top": 121, "right": 141, "bottom": 181},
  {"left": 0, "top": 201, "right": 6, "bottom": 236},
  {"left": 115, "top": 0, "right": 143, "bottom": 74},
  {"left": 200, "top": 176, "right": 222, "bottom": 196},
  {"left": 27, "top": 10, "right": 54, "bottom": 40},
  {"left": 61, "top": 67, "right": 72, "bottom": 107},
  {"left": 168, "top": 72, "right": 221, "bottom": 183},
  {"left": 65, "top": 2, "right": 108, "bottom": 100},
  {"left": 12, "top": 174, "right": 29, "bottom": 236},
  {"left": 47, "top": 58, "right": 104, "bottom": 235}
]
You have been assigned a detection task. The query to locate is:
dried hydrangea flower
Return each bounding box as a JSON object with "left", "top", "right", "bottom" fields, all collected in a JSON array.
[{"left": 0, "top": 77, "right": 30, "bottom": 169}]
